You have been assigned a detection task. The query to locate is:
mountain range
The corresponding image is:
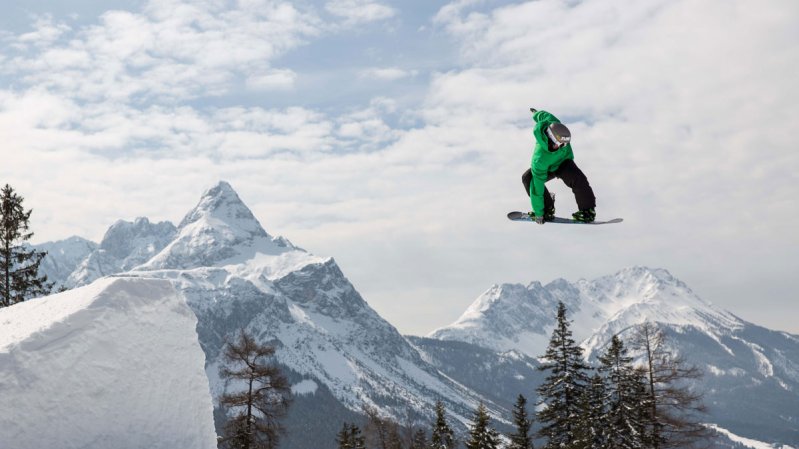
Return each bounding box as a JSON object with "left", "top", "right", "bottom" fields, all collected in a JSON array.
[{"left": 31, "top": 181, "right": 798, "bottom": 449}]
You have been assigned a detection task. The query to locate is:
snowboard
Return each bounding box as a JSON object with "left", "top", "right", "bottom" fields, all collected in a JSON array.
[{"left": 507, "top": 211, "right": 623, "bottom": 225}]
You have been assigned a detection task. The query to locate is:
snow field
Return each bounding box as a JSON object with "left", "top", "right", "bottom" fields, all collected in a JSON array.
[{"left": 0, "top": 277, "right": 217, "bottom": 449}]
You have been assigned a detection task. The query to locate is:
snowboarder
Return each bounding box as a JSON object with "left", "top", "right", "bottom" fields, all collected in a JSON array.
[{"left": 522, "top": 108, "right": 596, "bottom": 224}]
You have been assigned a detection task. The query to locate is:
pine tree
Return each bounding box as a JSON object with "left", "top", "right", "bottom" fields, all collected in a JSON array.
[
  {"left": 0, "top": 184, "right": 52, "bottom": 308},
  {"left": 337, "top": 423, "right": 367, "bottom": 449},
  {"left": 573, "top": 374, "right": 607, "bottom": 449},
  {"left": 219, "top": 329, "right": 292, "bottom": 449},
  {"left": 597, "top": 335, "right": 646, "bottom": 449},
  {"left": 410, "top": 428, "right": 428, "bottom": 449},
  {"left": 508, "top": 394, "right": 534, "bottom": 449},
  {"left": 465, "top": 403, "right": 501, "bottom": 449},
  {"left": 629, "top": 321, "right": 709, "bottom": 448},
  {"left": 430, "top": 401, "right": 455, "bottom": 449},
  {"left": 536, "top": 301, "right": 591, "bottom": 448}
]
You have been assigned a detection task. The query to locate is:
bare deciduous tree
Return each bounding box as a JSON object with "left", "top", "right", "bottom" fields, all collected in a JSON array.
[
  {"left": 219, "top": 329, "right": 292, "bottom": 449},
  {"left": 363, "top": 405, "right": 404, "bottom": 449},
  {"left": 630, "top": 321, "right": 710, "bottom": 449}
]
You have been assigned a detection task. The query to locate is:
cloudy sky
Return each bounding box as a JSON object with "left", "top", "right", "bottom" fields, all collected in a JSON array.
[{"left": 1, "top": 0, "right": 797, "bottom": 336}]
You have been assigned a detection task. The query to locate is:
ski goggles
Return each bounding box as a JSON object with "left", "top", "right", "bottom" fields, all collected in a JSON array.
[{"left": 546, "top": 125, "right": 571, "bottom": 148}]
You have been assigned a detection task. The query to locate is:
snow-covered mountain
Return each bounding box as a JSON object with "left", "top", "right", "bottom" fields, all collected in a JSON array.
[
  {"left": 0, "top": 277, "right": 217, "bottom": 449},
  {"left": 28, "top": 181, "right": 497, "bottom": 447},
  {"left": 430, "top": 268, "right": 799, "bottom": 447},
  {"left": 106, "top": 181, "right": 497, "bottom": 447},
  {"left": 137, "top": 182, "right": 292, "bottom": 271},
  {"left": 65, "top": 217, "right": 177, "bottom": 288},
  {"left": 430, "top": 267, "right": 741, "bottom": 356},
  {"left": 33, "top": 236, "right": 97, "bottom": 289}
]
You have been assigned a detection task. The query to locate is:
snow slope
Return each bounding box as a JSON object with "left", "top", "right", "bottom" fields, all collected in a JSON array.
[{"left": 0, "top": 277, "right": 217, "bottom": 449}]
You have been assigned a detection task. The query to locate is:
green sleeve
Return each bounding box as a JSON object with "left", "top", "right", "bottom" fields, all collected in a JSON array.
[
  {"left": 532, "top": 110, "right": 559, "bottom": 147},
  {"left": 529, "top": 110, "right": 559, "bottom": 216}
]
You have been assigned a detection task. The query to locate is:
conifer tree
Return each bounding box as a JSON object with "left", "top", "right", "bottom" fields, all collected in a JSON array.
[
  {"left": 629, "top": 321, "right": 709, "bottom": 448},
  {"left": 0, "top": 184, "right": 52, "bottom": 307},
  {"left": 536, "top": 301, "right": 591, "bottom": 448},
  {"left": 597, "top": 335, "right": 646, "bottom": 449},
  {"left": 430, "top": 401, "right": 456, "bottom": 449},
  {"left": 337, "top": 423, "right": 367, "bottom": 449},
  {"left": 508, "top": 394, "right": 534, "bottom": 449},
  {"left": 465, "top": 403, "right": 501, "bottom": 449},
  {"left": 410, "top": 428, "right": 428, "bottom": 449},
  {"left": 573, "top": 374, "right": 607, "bottom": 449},
  {"left": 219, "top": 329, "right": 292, "bottom": 449}
]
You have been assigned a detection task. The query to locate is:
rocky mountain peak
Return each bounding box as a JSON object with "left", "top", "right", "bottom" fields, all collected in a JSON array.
[
  {"left": 178, "top": 181, "right": 268, "bottom": 238},
  {"left": 138, "top": 181, "right": 295, "bottom": 270}
]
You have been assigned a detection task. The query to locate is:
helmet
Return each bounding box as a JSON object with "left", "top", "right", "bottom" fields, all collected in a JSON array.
[{"left": 545, "top": 123, "right": 571, "bottom": 149}]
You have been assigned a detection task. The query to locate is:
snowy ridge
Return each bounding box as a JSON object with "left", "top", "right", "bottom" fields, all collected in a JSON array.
[
  {"left": 65, "top": 217, "right": 177, "bottom": 288},
  {"left": 0, "top": 277, "right": 216, "bottom": 449},
  {"left": 706, "top": 424, "right": 795, "bottom": 449},
  {"left": 431, "top": 266, "right": 743, "bottom": 357}
]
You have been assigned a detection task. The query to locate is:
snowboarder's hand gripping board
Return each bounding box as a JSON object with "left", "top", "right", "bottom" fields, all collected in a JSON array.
[{"left": 507, "top": 211, "right": 623, "bottom": 225}]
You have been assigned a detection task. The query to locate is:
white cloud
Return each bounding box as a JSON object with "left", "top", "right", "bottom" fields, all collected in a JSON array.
[
  {"left": 15, "top": 15, "right": 71, "bottom": 47},
  {"left": 246, "top": 69, "right": 298, "bottom": 90},
  {"left": 359, "top": 67, "right": 418, "bottom": 81},
  {"left": 325, "top": 0, "right": 397, "bottom": 25},
  {"left": 3, "top": 1, "right": 322, "bottom": 102}
]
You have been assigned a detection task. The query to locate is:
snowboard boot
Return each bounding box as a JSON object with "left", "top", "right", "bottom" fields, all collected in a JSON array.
[
  {"left": 543, "top": 205, "right": 556, "bottom": 222},
  {"left": 572, "top": 208, "right": 596, "bottom": 223},
  {"left": 544, "top": 192, "right": 556, "bottom": 222}
]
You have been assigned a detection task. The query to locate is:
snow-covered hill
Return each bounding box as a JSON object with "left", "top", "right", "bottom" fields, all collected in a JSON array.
[
  {"left": 0, "top": 277, "right": 217, "bottom": 449},
  {"left": 430, "top": 268, "right": 799, "bottom": 447}
]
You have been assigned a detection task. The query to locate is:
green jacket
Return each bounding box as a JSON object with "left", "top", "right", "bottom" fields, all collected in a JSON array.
[{"left": 529, "top": 110, "right": 574, "bottom": 216}]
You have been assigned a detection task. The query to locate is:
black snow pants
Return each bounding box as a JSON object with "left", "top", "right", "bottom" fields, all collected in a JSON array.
[{"left": 522, "top": 159, "right": 596, "bottom": 212}]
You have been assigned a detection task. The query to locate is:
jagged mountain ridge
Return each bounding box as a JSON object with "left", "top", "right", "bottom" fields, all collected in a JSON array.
[
  {"left": 430, "top": 266, "right": 742, "bottom": 357},
  {"left": 34, "top": 218, "right": 177, "bottom": 290},
  {"left": 430, "top": 268, "right": 799, "bottom": 447}
]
